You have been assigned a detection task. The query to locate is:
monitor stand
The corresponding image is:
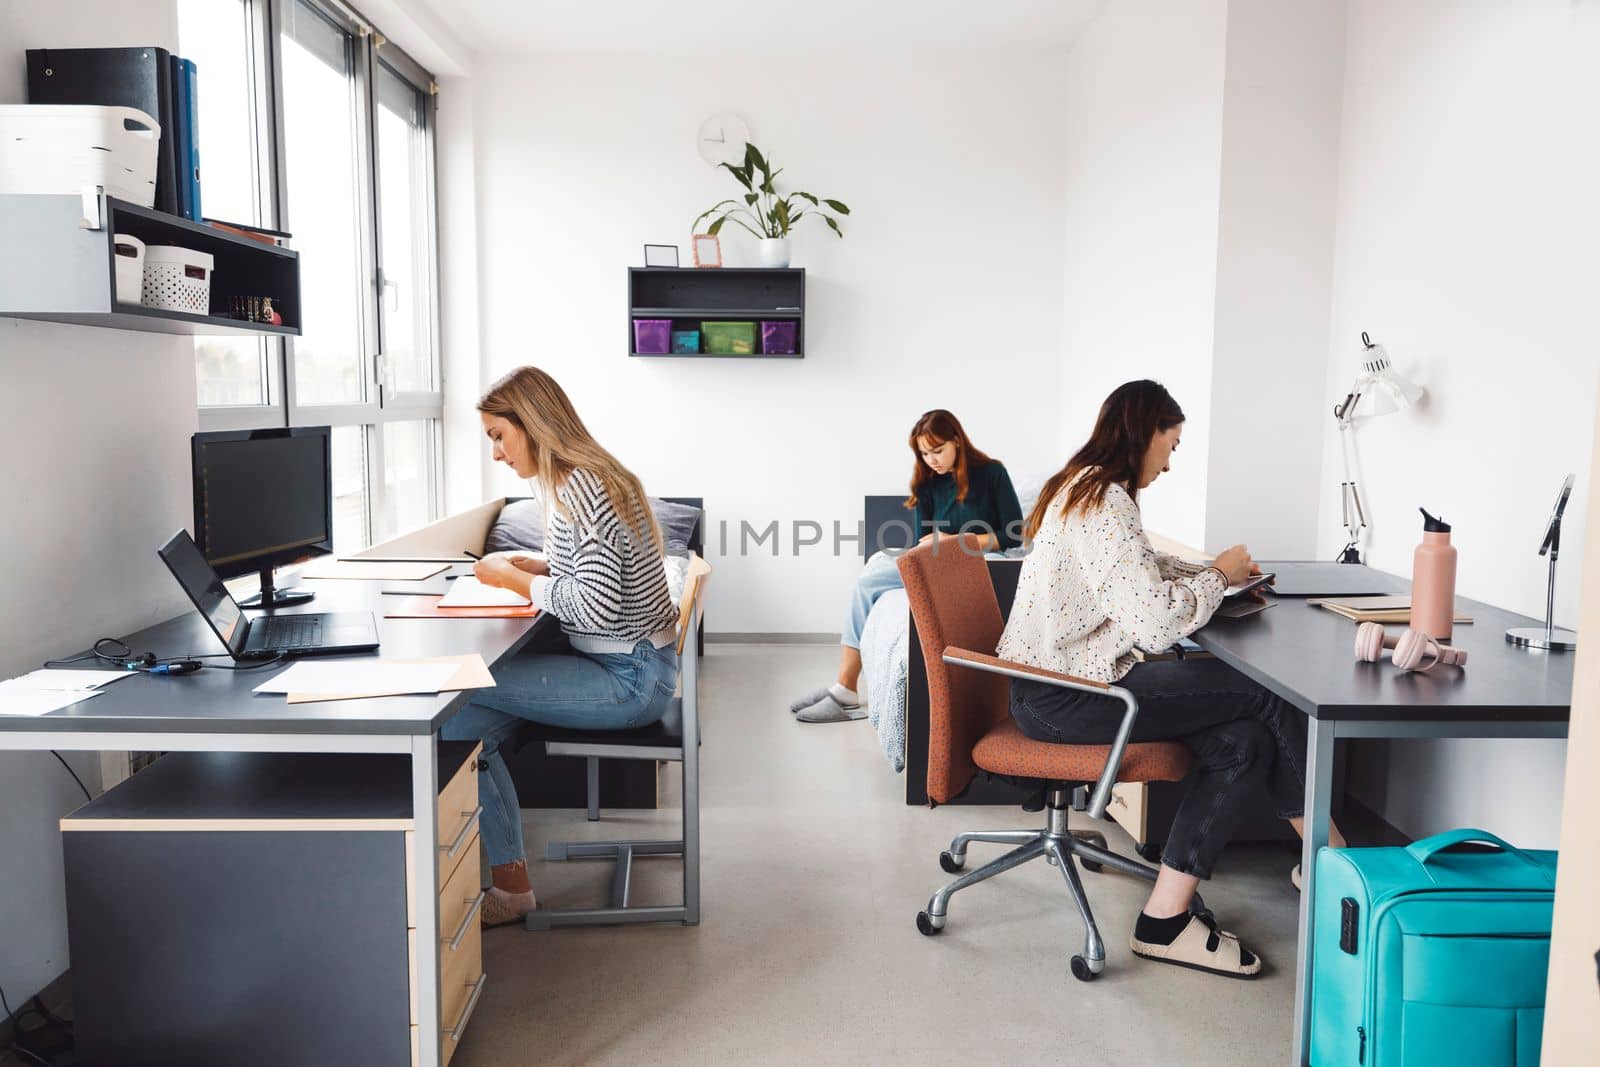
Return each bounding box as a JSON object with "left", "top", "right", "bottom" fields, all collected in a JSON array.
[{"left": 238, "top": 564, "right": 315, "bottom": 610}]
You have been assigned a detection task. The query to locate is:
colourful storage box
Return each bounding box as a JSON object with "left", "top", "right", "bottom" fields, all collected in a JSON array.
[
  {"left": 633, "top": 318, "right": 672, "bottom": 354},
  {"left": 701, "top": 321, "right": 757, "bottom": 355},
  {"left": 671, "top": 329, "right": 701, "bottom": 354},
  {"left": 760, "top": 320, "right": 798, "bottom": 355}
]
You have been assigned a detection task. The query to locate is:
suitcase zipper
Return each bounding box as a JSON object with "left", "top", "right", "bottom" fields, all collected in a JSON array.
[{"left": 1357, "top": 1025, "right": 1366, "bottom": 1064}]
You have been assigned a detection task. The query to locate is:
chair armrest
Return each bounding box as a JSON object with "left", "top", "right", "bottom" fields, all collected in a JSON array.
[{"left": 941, "top": 646, "right": 1139, "bottom": 821}]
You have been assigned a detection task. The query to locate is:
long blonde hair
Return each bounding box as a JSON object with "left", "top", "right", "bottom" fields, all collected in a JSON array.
[{"left": 478, "top": 366, "right": 662, "bottom": 554}]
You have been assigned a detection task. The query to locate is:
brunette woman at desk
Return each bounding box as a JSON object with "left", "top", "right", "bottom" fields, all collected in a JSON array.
[
  {"left": 442, "top": 366, "right": 681, "bottom": 927},
  {"left": 789, "top": 408, "right": 1023, "bottom": 723},
  {"left": 997, "top": 379, "right": 1345, "bottom": 978}
]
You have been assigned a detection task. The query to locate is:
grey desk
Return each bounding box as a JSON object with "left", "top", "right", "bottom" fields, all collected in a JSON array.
[
  {"left": 1189, "top": 587, "right": 1574, "bottom": 1066},
  {"left": 0, "top": 577, "right": 551, "bottom": 1067}
]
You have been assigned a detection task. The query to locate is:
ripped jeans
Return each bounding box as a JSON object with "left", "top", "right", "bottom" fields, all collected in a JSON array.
[{"left": 1010, "top": 656, "right": 1306, "bottom": 880}]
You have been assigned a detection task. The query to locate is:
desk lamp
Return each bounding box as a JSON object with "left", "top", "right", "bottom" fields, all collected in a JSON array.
[{"left": 1332, "top": 332, "right": 1425, "bottom": 563}]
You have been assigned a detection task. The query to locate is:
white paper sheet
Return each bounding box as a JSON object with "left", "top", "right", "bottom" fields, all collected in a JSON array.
[
  {"left": 0, "top": 684, "right": 103, "bottom": 716},
  {"left": 438, "top": 575, "right": 532, "bottom": 608},
  {"left": 252, "top": 660, "right": 461, "bottom": 696},
  {"left": 6, "top": 669, "right": 134, "bottom": 691}
]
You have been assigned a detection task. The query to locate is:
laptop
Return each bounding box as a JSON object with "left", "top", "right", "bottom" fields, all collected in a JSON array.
[
  {"left": 1256, "top": 561, "right": 1410, "bottom": 598},
  {"left": 158, "top": 530, "right": 380, "bottom": 659}
]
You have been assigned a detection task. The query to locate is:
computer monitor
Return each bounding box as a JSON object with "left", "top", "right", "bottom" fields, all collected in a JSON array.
[{"left": 192, "top": 426, "right": 333, "bottom": 608}]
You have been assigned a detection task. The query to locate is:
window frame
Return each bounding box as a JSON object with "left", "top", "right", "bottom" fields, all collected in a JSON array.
[{"left": 193, "top": 0, "right": 445, "bottom": 549}]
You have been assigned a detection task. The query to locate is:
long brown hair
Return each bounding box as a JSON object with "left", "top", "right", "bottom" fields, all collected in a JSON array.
[
  {"left": 1023, "top": 380, "right": 1185, "bottom": 540},
  {"left": 904, "top": 409, "right": 995, "bottom": 510},
  {"left": 478, "top": 366, "right": 662, "bottom": 554}
]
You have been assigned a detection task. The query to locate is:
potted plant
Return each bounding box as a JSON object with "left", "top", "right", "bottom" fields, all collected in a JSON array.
[{"left": 693, "top": 143, "right": 850, "bottom": 268}]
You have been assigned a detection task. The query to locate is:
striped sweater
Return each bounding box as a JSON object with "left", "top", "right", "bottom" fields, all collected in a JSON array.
[{"left": 528, "top": 469, "right": 679, "bottom": 654}]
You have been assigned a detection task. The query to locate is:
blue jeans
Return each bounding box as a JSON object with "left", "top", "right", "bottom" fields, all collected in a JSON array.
[
  {"left": 440, "top": 638, "right": 680, "bottom": 866},
  {"left": 842, "top": 551, "right": 905, "bottom": 649}
]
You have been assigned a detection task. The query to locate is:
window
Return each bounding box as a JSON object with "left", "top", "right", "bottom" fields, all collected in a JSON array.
[{"left": 180, "top": 0, "right": 443, "bottom": 553}]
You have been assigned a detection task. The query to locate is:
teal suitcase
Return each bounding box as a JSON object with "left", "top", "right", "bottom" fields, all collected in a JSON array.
[{"left": 1311, "top": 829, "right": 1557, "bottom": 1067}]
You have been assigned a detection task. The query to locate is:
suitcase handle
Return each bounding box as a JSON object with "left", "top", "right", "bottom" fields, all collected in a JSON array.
[{"left": 1406, "top": 828, "right": 1552, "bottom": 882}]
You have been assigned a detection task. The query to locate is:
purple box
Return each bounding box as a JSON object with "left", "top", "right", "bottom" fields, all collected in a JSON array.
[
  {"left": 761, "top": 320, "right": 798, "bottom": 355},
  {"left": 633, "top": 318, "right": 672, "bottom": 354}
]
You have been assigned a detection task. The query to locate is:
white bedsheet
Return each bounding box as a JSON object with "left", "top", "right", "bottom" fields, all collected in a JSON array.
[{"left": 859, "top": 587, "right": 910, "bottom": 771}]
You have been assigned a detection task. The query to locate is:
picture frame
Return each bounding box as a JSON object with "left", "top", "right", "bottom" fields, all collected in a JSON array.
[
  {"left": 643, "top": 243, "right": 679, "bottom": 268},
  {"left": 691, "top": 233, "right": 722, "bottom": 268}
]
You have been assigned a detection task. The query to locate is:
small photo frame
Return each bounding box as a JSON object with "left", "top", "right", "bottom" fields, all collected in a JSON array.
[
  {"left": 643, "top": 243, "right": 679, "bottom": 268},
  {"left": 691, "top": 233, "right": 723, "bottom": 268}
]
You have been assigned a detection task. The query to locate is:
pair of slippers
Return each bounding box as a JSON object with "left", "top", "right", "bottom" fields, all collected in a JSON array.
[
  {"left": 789, "top": 686, "right": 866, "bottom": 723},
  {"left": 1130, "top": 910, "right": 1263, "bottom": 979}
]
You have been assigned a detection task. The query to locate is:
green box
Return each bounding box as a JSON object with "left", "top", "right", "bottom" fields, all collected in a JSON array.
[{"left": 701, "top": 321, "right": 757, "bottom": 355}]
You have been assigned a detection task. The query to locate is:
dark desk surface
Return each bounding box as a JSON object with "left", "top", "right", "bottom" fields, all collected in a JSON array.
[
  {"left": 1190, "top": 586, "right": 1574, "bottom": 722},
  {"left": 0, "top": 575, "right": 549, "bottom": 736}
]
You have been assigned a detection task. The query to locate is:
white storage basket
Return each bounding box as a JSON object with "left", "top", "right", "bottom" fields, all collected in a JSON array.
[
  {"left": 0, "top": 105, "right": 160, "bottom": 206},
  {"left": 142, "top": 245, "right": 214, "bottom": 315},
  {"left": 112, "top": 233, "right": 145, "bottom": 305}
]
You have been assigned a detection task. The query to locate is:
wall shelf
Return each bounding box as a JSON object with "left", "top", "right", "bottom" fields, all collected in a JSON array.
[
  {"left": 0, "top": 192, "right": 301, "bottom": 337},
  {"left": 628, "top": 267, "right": 804, "bottom": 359}
]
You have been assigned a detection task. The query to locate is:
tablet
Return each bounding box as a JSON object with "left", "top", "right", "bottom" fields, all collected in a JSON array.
[{"left": 1225, "top": 572, "right": 1276, "bottom": 598}]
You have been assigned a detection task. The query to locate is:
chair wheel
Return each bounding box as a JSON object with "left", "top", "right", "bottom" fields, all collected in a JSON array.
[
  {"left": 916, "top": 911, "right": 942, "bottom": 936},
  {"left": 1136, "top": 842, "right": 1162, "bottom": 863},
  {"left": 1070, "top": 955, "right": 1098, "bottom": 982},
  {"left": 1080, "top": 858, "right": 1104, "bottom": 873},
  {"left": 939, "top": 851, "right": 965, "bottom": 874}
]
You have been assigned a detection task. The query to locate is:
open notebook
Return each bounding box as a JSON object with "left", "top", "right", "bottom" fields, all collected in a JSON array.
[{"left": 438, "top": 576, "right": 531, "bottom": 608}]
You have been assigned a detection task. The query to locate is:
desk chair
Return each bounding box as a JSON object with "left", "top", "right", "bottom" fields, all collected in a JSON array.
[
  {"left": 897, "top": 535, "right": 1194, "bottom": 980},
  {"left": 513, "top": 554, "right": 710, "bottom": 929}
]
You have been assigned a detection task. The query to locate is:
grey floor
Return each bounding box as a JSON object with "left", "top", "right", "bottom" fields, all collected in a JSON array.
[{"left": 454, "top": 643, "right": 1302, "bottom": 1066}]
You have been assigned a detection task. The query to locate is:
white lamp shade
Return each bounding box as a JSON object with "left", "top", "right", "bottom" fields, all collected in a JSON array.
[{"left": 1347, "top": 341, "right": 1424, "bottom": 419}]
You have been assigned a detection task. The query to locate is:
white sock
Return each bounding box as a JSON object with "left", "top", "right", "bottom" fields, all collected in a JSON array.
[{"left": 829, "top": 683, "right": 860, "bottom": 707}]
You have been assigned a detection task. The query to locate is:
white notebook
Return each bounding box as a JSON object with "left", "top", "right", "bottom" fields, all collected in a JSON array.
[{"left": 438, "top": 575, "right": 532, "bottom": 608}]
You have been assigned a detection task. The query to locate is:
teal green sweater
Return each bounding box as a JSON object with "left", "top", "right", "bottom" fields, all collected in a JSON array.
[{"left": 912, "top": 460, "right": 1024, "bottom": 550}]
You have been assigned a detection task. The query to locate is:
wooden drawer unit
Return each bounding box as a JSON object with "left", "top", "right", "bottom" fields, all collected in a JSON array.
[{"left": 62, "top": 743, "right": 485, "bottom": 1067}]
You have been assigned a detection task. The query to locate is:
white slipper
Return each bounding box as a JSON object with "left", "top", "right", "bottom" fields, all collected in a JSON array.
[
  {"left": 789, "top": 686, "right": 831, "bottom": 714},
  {"left": 1130, "top": 912, "right": 1263, "bottom": 979},
  {"left": 795, "top": 694, "right": 867, "bottom": 723}
]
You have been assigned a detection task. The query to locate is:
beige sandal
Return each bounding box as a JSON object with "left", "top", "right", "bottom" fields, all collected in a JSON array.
[
  {"left": 1130, "top": 912, "right": 1263, "bottom": 979},
  {"left": 480, "top": 889, "right": 537, "bottom": 929}
]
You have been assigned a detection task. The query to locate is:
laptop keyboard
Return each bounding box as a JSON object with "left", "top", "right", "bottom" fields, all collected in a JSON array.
[{"left": 249, "top": 614, "right": 324, "bottom": 651}]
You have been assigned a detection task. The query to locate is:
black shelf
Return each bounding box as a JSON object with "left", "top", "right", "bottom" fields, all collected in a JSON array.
[
  {"left": 0, "top": 191, "right": 301, "bottom": 337},
  {"left": 627, "top": 267, "right": 805, "bottom": 359}
]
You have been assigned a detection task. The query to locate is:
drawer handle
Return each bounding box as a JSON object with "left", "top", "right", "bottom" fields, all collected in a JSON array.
[
  {"left": 441, "top": 806, "right": 481, "bottom": 861},
  {"left": 445, "top": 973, "right": 488, "bottom": 1042},
  {"left": 445, "top": 891, "right": 486, "bottom": 951}
]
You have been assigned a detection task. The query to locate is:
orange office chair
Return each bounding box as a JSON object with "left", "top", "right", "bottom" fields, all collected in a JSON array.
[{"left": 897, "top": 534, "right": 1195, "bottom": 981}]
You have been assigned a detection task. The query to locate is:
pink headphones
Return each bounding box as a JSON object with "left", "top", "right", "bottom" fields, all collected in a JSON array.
[{"left": 1354, "top": 622, "right": 1468, "bottom": 671}]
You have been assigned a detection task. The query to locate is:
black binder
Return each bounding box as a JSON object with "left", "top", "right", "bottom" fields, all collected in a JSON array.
[{"left": 26, "top": 46, "right": 179, "bottom": 215}]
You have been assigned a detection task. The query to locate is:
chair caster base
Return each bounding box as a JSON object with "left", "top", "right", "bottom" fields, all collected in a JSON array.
[
  {"left": 939, "top": 850, "right": 964, "bottom": 874},
  {"left": 916, "top": 911, "right": 944, "bottom": 936},
  {"left": 1070, "top": 954, "right": 1103, "bottom": 982}
]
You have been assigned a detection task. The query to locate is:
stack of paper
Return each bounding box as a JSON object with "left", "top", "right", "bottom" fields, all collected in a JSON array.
[
  {"left": 1308, "top": 596, "right": 1472, "bottom": 625},
  {"left": 252, "top": 654, "right": 495, "bottom": 704},
  {"left": 0, "top": 668, "right": 130, "bottom": 716},
  {"left": 438, "top": 576, "right": 531, "bottom": 608}
]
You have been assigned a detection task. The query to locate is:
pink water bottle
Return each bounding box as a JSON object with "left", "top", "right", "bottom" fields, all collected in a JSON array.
[{"left": 1412, "top": 509, "right": 1457, "bottom": 641}]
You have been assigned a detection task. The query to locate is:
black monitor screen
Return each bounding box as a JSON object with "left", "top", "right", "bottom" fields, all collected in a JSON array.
[{"left": 193, "top": 427, "right": 333, "bottom": 575}]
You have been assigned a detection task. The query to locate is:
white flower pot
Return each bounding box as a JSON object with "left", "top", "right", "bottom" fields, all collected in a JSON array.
[{"left": 758, "top": 237, "right": 792, "bottom": 268}]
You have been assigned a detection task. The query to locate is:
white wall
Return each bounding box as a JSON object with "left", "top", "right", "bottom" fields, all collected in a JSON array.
[
  {"left": 1205, "top": 0, "right": 1344, "bottom": 559},
  {"left": 1056, "top": 0, "right": 1229, "bottom": 549},
  {"left": 0, "top": 0, "right": 196, "bottom": 1011},
  {"left": 465, "top": 51, "right": 1069, "bottom": 632},
  {"left": 1318, "top": 0, "right": 1600, "bottom": 849}
]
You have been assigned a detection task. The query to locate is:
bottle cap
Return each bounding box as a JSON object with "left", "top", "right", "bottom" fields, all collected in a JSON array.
[{"left": 1420, "top": 508, "right": 1451, "bottom": 533}]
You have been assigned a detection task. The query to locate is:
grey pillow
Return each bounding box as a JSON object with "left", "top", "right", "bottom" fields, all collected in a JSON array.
[
  {"left": 483, "top": 498, "right": 545, "bottom": 553},
  {"left": 650, "top": 498, "right": 701, "bottom": 558}
]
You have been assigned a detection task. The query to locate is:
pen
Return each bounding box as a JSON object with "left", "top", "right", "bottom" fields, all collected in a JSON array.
[{"left": 462, "top": 550, "right": 483, "bottom": 560}]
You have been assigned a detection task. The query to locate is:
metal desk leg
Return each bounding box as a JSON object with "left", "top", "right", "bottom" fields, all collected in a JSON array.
[
  {"left": 1292, "top": 717, "right": 1336, "bottom": 1066},
  {"left": 411, "top": 733, "right": 442, "bottom": 1067}
]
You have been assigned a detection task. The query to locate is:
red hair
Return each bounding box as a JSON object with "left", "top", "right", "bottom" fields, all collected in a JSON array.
[{"left": 904, "top": 410, "right": 994, "bottom": 510}]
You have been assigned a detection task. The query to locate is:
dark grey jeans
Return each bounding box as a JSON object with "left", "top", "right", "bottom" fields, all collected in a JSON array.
[{"left": 1009, "top": 657, "right": 1307, "bottom": 879}]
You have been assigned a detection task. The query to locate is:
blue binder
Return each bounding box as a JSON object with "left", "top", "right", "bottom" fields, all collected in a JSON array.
[{"left": 169, "top": 56, "right": 202, "bottom": 221}]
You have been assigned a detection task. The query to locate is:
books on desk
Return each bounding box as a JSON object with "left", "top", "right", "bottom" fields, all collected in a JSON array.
[
  {"left": 1308, "top": 596, "right": 1472, "bottom": 625},
  {"left": 1132, "top": 638, "right": 1214, "bottom": 663}
]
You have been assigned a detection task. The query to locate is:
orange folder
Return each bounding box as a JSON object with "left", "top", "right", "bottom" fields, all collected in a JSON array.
[{"left": 382, "top": 596, "right": 540, "bottom": 620}]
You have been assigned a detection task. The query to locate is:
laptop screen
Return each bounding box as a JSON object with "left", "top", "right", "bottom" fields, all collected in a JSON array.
[{"left": 158, "top": 530, "right": 247, "bottom": 656}]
